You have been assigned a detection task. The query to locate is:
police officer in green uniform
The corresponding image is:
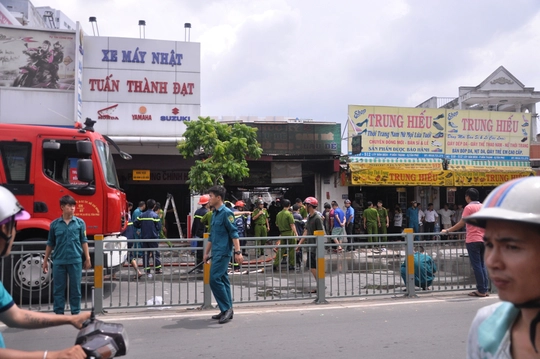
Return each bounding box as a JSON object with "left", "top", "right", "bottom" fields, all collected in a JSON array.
[
  {"left": 252, "top": 200, "right": 269, "bottom": 257},
  {"left": 43, "top": 195, "right": 91, "bottom": 315},
  {"left": 376, "top": 200, "right": 389, "bottom": 242},
  {"left": 201, "top": 208, "right": 213, "bottom": 233},
  {"left": 363, "top": 201, "right": 380, "bottom": 243},
  {"left": 203, "top": 186, "right": 243, "bottom": 324},
  {"left": 295, "top": 198, "right": 308, "bottom": 219},
  {"left": 273, "top": 199, "right": 298, "bottom": 270}
]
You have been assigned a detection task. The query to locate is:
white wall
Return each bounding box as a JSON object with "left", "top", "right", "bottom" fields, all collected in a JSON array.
[{"left": 320, "top": 172, "right": 348, "bottom": 204}]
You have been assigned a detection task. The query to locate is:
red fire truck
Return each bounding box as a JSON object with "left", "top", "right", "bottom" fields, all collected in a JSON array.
[{"left": 0, "top": 119, "right": 129, "bottom": 302}]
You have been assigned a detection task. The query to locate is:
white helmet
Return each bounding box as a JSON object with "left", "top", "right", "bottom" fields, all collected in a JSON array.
[
  {"left": 0, "top": 186, "right": 30, "bottom": 226},
  {"left": 465, "top": 177, "right": 540, "bottom": 228}
]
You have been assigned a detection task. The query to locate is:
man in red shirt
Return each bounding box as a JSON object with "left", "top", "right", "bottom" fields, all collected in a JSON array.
[{"left": 441, "top": 188, "right": 488, "bottom": 297}]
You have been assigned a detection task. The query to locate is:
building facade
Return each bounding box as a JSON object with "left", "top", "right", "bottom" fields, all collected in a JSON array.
[{"left": 347, "top": 66, "right": 539, "bottom": 220}]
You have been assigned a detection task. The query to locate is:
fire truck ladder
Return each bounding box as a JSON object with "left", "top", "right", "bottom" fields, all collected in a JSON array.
[{"left": 163, "top": 193, "right": 184, "bottom": 244}]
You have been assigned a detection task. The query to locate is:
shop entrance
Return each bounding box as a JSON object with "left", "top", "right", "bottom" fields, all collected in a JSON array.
[{"left": 123, "top": 184, "right": 190, "bottom": 238}]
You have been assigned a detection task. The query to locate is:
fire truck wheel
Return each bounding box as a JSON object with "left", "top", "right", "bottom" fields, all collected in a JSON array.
[{"left": 6, "top": 252, "right": 53, "bottom": 304}]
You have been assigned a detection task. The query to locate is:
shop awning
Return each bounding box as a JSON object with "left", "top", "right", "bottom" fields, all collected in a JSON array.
[
  {"left": 349, "top": 158, "right": 453, "bottom": 186},
  {"left": 449, "top": 160, "right": 535, "bottom": 186}
]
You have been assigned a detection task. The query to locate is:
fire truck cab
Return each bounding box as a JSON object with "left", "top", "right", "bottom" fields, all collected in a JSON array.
[{"left": 0, "top": 120, "right": 128, "bottom": 302}]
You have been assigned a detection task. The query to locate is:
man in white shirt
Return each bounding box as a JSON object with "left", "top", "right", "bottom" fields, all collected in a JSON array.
[
  {"left": 417, "top": 205, "right": 425, "bottom": 239},
  {"left": 423, "top": 203, "right": 438, "bottom": 240},
  {"left": 437, "top": 203, "right": 454, "bottom": 230}
]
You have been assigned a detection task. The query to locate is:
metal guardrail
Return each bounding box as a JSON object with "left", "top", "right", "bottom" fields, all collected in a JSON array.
[{"left": 2, "top": 231, "right": 476, "bottom": 312}]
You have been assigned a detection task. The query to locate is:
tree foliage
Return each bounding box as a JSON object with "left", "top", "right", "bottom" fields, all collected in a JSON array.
[{"left": 177, "top": 116, "right": 263, "bottom": 193}]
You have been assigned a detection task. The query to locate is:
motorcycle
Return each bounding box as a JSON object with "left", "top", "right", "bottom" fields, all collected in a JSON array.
[
  {"left": 12, "top": 48, "right": 42, "bottom": 87},
  {"left": 75, "top": 290, "right": 129, "bottom": 359},
  {"left": 12, "top": 45, "right": 60, "bottom": 89}
]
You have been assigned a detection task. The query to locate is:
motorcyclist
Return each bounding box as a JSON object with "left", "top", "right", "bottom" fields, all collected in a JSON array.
[
  {"left": 465, "top": 177, "right": 540, "bottom": 358},
  {"left": 0, "top": 186, "right": 89, "bottom": 358},
  {"left": 16, "top": 40, "right": 59, "bottom": 88}
]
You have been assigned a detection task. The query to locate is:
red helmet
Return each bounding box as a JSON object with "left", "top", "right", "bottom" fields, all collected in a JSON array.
[
  {"left": 198, "top": 194, "right": 210, "bottom": 205},
  {"left": 235, "top": 200, "right": 245, "bottom": 208},
  {"left": 304, "top": 197, "right": 318, "bottom": 207}
]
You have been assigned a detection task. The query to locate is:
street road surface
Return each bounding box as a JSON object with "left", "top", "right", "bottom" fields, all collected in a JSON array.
[{"left": 2, "top": 293, "right": 499, "bottom": 358}]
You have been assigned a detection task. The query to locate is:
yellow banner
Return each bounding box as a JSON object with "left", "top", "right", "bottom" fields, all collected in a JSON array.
[
  {"left": 348, "top": 106, "right": 447, "bottom": 158},
  {"left": 132, "top": 169, "right": 150, "bottom": 181},
  {"left": 348, "top": 106, "right": 531, "bottom": 161},
  {"left": 445, "top": 110, "right": 530, "bottom": 160},
  {"left": 351, "top": 169, "right": 454, "bottom": 186},
  {"left": 453, "top": 171, "right": 534, "bottom": 187}
]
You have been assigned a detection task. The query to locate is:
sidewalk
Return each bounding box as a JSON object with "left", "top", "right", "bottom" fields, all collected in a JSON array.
[{"left": 98, "top": 288, "right": 497, "bottom": 319}]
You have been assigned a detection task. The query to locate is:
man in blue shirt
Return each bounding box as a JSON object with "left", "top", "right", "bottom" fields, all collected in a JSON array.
[
  {"left": 203, "top": 186, "right": 243, "bottom": 324},
  {"left": 344, "top": 199, "right": 355, "bottom": 251},
  {"left": 331, "top": 201, "right": 345, "bottom": 252},
  {"left": 0, "top": 186, "right": 89, "bottom": 357},
  {"left": 43, "top": 195, "right": 91, "bottom": 315},
  {"left": 406, "top": 201, "right": 420, "bottom": 240}
]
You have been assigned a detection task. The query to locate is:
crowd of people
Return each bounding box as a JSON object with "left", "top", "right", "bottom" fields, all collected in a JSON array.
[
  {"left": 1, "top": 177, "right": 540, "bottom": 353},
  {"left": 123, "top": 193, "right": 470, "bottom": 277}
]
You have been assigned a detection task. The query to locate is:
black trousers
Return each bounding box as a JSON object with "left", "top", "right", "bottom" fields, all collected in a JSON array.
[{"left": 346, "top": 223, "right": 354, "bottom": 249}]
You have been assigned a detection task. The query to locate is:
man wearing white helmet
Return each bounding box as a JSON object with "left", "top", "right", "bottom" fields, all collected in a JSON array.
[
  {"left": 0, "top": 186, "right": 89, "bottom": 358},
  {"left": 464, "top": 177, "right": 540, "bottom": 358}
]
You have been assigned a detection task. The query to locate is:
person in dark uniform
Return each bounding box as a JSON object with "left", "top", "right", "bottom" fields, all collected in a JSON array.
[
  {"left": 134, "top": 198, "right": 162, "bottom": 277},
  {"left": 231, "top": 200, "right": 251, "bottom": 272},
  {"left": 0, "top": 187, "right": 90, "bottom": 358},
  {"left": 121, "top": 202, "right": 143, "bottom": 278},
  {"left": 191, "top": 195, "right": 209, "bottom": 270},
  {"left": 203, "top": 186, "right": 243, "bottom": 324},
  {"left": 43, "top": 195, "right": 91, "bottom": 315}
]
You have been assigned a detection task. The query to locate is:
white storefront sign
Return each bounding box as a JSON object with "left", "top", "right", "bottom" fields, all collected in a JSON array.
[{"left": 82, "top": 36, "right": 200, "bottom": 137}]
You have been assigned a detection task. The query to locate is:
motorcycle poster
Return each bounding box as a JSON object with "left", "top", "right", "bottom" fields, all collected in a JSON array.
[{"left": 0, "top": 26, "right": 76, "bottom": 90}]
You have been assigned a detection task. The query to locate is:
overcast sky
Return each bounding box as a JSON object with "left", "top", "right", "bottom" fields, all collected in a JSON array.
[{"left": 32, "top": 0, "right": 540, "bottom": 138}]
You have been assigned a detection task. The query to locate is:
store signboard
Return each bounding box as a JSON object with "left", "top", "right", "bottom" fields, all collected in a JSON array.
[
  {"left": 251, "top": 123, "right": 340, "bottom": 156},
  {"left": 453, "top": 171, "right": 533, "bottom": 186},
  {"left": 132, "top": 169, "right": 150, "bottom": 181},
  {"left": 348, "top": 105, "right": 446, "bottom": 158},
  {"left": 351, "top": 168, "right": 454, "bottom": 186},
  {"left": 83, "top": 36, "right": 200, "bottom": 137},
  {"left": 348, "top": 105, "right": 531, "bottom": 161},
  {"left": 445, "top": 110, "right": 530, "bottom": 160}
]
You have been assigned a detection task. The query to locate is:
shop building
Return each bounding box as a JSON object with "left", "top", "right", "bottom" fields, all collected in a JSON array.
[
  {"left": 214, "top": 117, "right": 346, "bottom": 209},
  {"left": 0, "top": 20, "right": 346, "bottom": 236},
  {"left": 347, "top": 66, "right": 539, "bottom": 213}
]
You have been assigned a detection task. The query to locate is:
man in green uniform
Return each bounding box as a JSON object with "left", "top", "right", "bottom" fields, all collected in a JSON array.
[
  {"left": 295, "top": 198, "right": 308, "bottom": 219},
  {"left": 273, "top": 199, "right": 298, "bottom": 270},
  {"left": 376, "top": 200, "right": 389, "bottom": 243},
  {"left": 252, "top": 200, "right": 269, "bottom": 257},
  {"left": 43, "top": 195, "right": 91, "bottom": 315},
  {"left": 201, "top": 206, "right": 213, "bottom": 234},
  {"left": 363, "top": 201, "right": 380, "bottom": 243}
]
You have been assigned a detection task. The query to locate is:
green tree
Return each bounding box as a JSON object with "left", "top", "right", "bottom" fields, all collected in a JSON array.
[{"left": 177, "top": 116, "right": 263, "bottom": 193}]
